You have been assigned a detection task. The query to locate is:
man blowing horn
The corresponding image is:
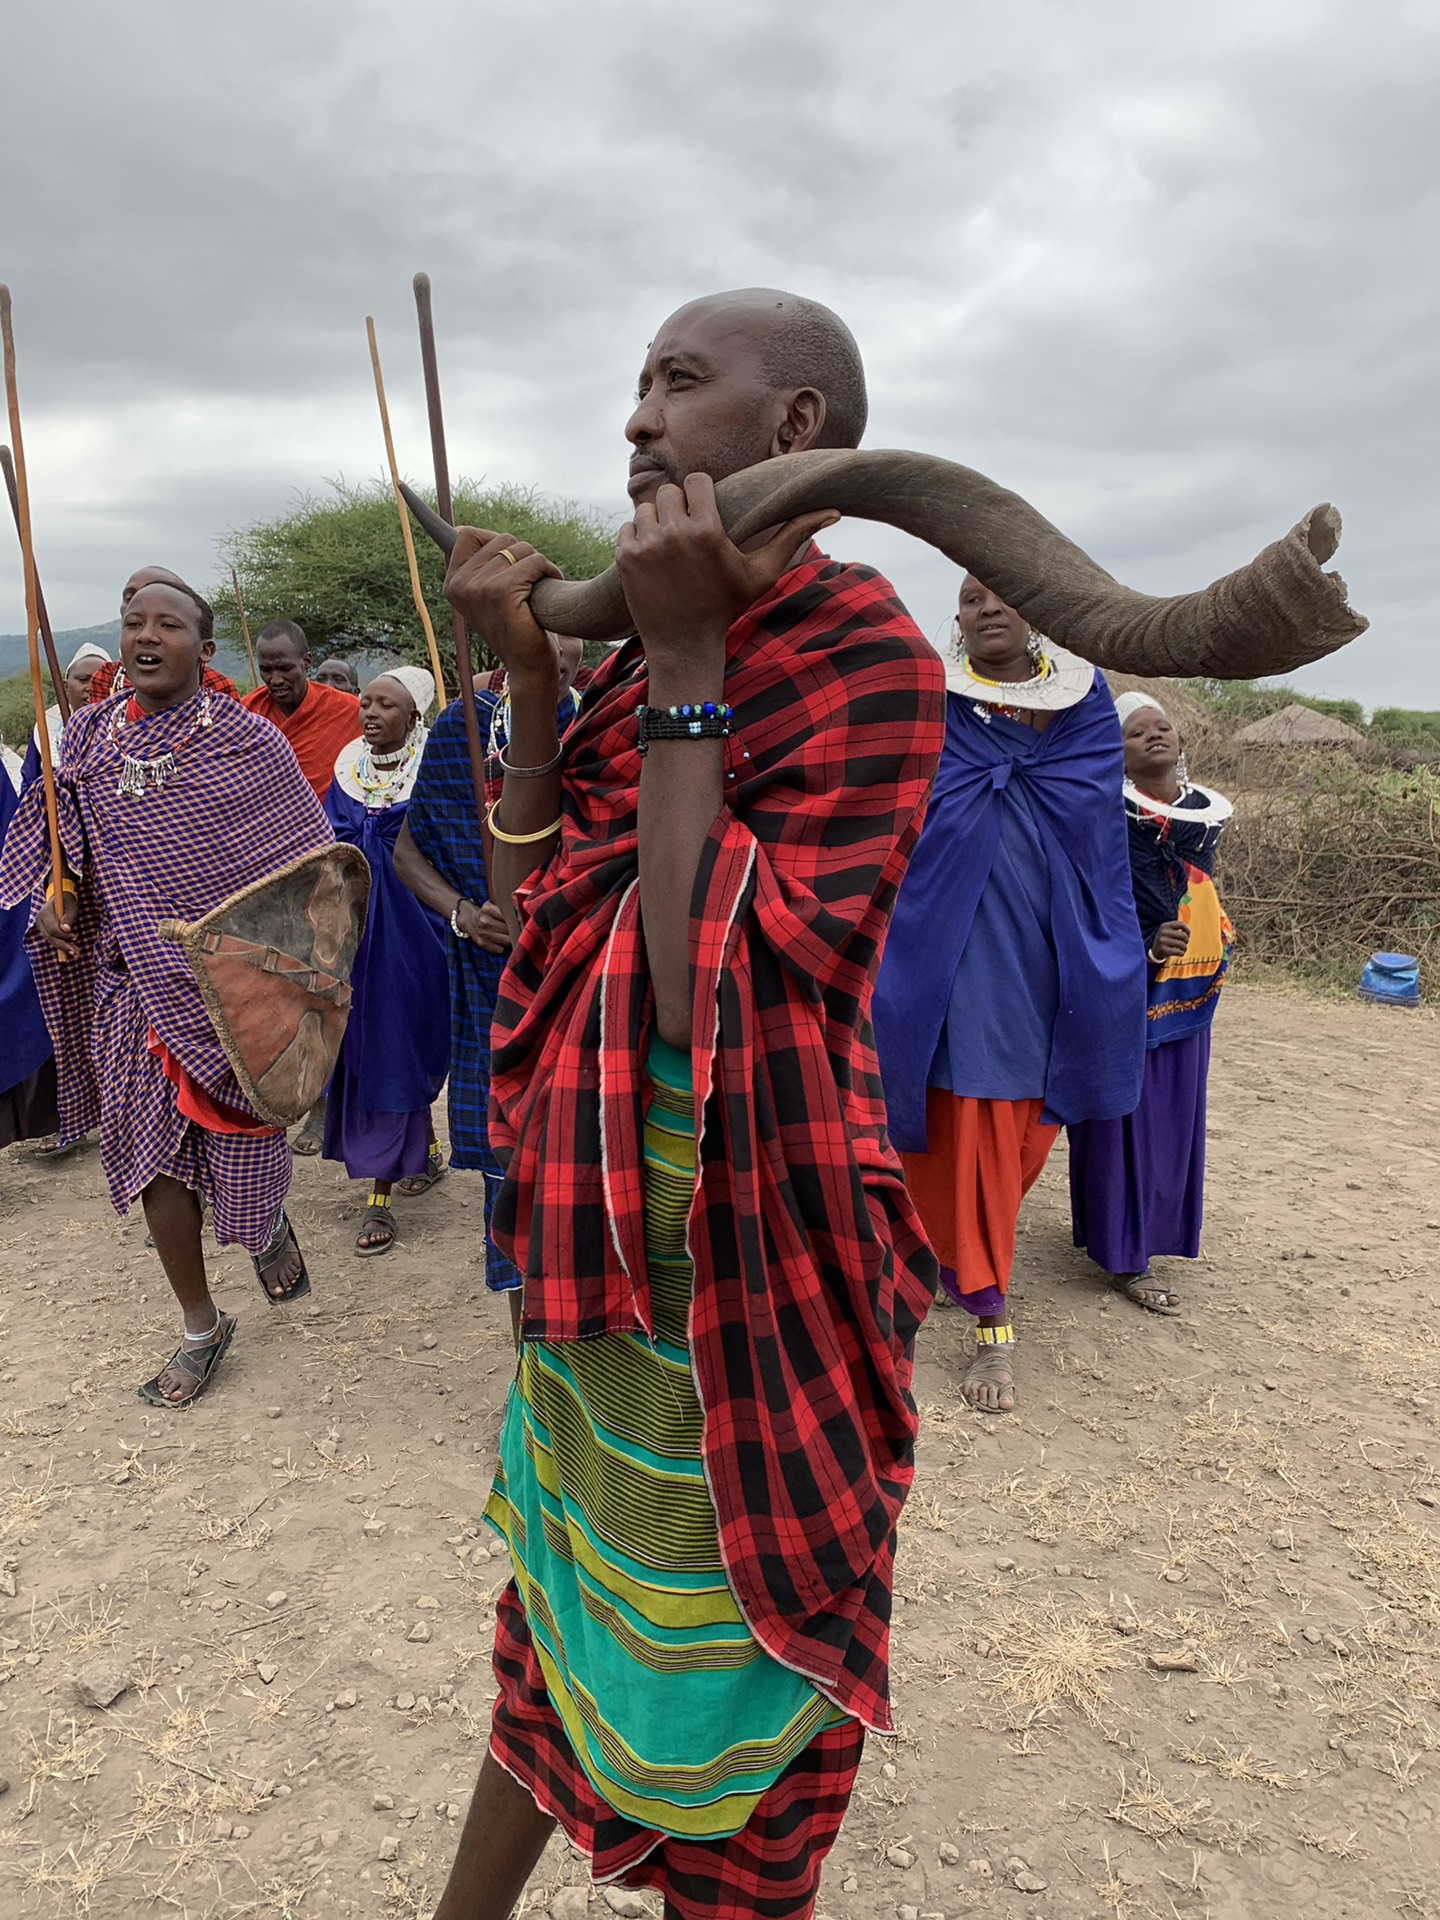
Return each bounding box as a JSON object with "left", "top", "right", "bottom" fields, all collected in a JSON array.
[{"left": 430, "top": 288, "right": 946, "bottom": 1920}]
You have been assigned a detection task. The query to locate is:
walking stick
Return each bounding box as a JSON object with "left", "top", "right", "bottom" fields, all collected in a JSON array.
[
  {"left": 1, "top": 444, "right": 69, "bottom": 721},
  {"left": 365, "top": 316, "right": 448, "bottom": 707},
  {"left": 412, "top": 272, "right": 488, "bottom": 832},
  {"left": 0, "top": 287, "right": 70, "bottom": 945},
  {"left": 229, "top": 565, "right": 258, "bottom": 686}
]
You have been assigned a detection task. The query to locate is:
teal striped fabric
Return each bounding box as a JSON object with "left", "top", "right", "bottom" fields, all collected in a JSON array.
[{"left": 486, "top": 1034, "right": 838, "bottom": 1835}]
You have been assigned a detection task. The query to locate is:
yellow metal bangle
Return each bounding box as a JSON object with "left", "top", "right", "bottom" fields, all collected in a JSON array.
[
  {"left": 44, "top": 877, "right": 78, "bottom": 903},
  {"left": 486, "top": 800, "right": 562, "bottom": 846}
]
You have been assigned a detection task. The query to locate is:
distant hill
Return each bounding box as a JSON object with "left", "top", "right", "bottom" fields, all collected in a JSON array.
[
  {"left": 0, "top": 621, "right": 121, "bottom": 681},
  {"left": 0, "top": 621, "right": 249, "bottom": 688}
]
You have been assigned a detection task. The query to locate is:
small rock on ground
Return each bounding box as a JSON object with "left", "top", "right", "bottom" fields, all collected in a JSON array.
[
  {"left": 72, "top": 1663, "right": 129, "bottom": 1709},
  {"left": 601, "top": 1890, "right": 649, "bottom": 1917}
]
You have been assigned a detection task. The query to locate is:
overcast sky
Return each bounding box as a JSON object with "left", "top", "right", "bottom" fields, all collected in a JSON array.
[{"left": 2, "top": 0, "right": 1436, "bottom": 704}]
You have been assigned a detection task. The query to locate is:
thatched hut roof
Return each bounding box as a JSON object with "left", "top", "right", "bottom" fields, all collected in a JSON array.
[{"left": 1233, "top": 703, "right": 1365, "bottom": 748}]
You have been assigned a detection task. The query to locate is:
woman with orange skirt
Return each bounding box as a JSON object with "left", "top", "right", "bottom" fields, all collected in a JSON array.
[{"left": 874, "top": 577, "right": 1146, "bottom": 1411}]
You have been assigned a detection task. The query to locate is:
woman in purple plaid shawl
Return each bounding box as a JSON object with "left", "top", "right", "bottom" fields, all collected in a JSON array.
[{"left": 0, "top": 581, "right": 333, "bottom": 1408}]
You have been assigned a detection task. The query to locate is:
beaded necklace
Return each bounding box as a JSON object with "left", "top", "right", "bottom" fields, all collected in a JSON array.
[
  {"left": 351, "top": 731, "right": 422, "bottom": 810},
  {"left": 108, "top": 688, "right": 213, "bottom": 800},
  {"left": 953, "top": 638, "right": 1054, "bottom": 726}
]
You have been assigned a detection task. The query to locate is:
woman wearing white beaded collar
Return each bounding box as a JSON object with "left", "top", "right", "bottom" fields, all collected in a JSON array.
[
  {"left": 1067, "top": 692, "right": 1234, "bottom": 1316},
  {"left": 323, "top": 666, "right": 451, "bottom": 1253},
  {"left": 875, "top": 576, "right": 1147, "bottom": 1413}
]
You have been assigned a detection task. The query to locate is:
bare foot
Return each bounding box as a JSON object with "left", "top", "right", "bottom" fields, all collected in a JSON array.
[{"left": 962, "top": 1343, "right": 1015, "bottom": 1413}]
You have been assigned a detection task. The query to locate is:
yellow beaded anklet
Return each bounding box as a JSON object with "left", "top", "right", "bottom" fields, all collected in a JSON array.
[{"left": 975, "top": 1323, "right": 1015, "bottom": 1347}]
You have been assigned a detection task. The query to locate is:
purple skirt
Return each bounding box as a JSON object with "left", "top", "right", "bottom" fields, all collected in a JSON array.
[
  {"left": 322, "top": 1049, "right": 432, "bottom": 1184},
  {"left": 1067, "top": 1029, "right": 1210, "bottom": 1276}
]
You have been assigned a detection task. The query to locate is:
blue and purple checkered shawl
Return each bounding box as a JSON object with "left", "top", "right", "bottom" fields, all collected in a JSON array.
[
  {"left": 0, "top": 689, "right": 332, "bottom": 1241},
  {"left": 405, "top": 686, "right": 576, "bottom": 1292}
]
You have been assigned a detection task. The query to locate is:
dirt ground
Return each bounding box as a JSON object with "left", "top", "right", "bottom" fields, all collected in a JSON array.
[{"left": 1, "top": 980, "right": 1438, "bottom": 1920}]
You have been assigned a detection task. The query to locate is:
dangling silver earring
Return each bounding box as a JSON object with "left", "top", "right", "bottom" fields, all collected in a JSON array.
[
  {"left": 1176, "top": 750, "right": 1190, "bottom": 787},
  {"left": 951, "top": 617, "right": 966, "bottom": 664},
  {"left": 1026, "top": 630, "right": 1045, "bottom": 674}
]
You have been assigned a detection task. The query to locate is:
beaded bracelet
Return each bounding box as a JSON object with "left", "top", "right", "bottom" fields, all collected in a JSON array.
[{"left": 635, "top": 702, "right": 734, "bottom": 756}]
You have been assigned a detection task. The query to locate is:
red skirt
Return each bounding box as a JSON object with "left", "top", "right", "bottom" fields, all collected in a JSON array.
[
  {"left": 490, "top": 1581, "right": 864, "bottom": 1919},
  {"left": 900, "top": 1089, "right": 1058, "bottom": 1312}
]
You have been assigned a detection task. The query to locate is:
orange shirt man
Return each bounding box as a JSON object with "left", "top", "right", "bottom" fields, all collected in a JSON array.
[{"left": 240, "top": 620, "right": 360, "bottom": 801}]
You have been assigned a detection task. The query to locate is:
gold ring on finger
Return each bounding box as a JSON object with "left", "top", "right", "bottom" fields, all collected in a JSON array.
[{"left": 500, "top": 547, "right": 519, "bottom": 566}]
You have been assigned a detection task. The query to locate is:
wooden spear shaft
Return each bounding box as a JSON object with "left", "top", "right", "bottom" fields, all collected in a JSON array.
[
  {"left": 229, "top": 565, "right": 258, "bottom": 686},
  {"left": 365, "top": 316, "right": 448, "bottom": 707},
  {"left": 412, "top": 272, "right": 487, "bottom": 831},
  {"left": 1, "top": 444, "right": 69, "bottom": 722},
  {"left": 0, "top": 287, "right": 69, "bottom": 937}
]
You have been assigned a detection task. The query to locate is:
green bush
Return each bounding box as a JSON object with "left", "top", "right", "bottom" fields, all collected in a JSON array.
[
  {"left": 214, "top": 478, "right": 618, "bottom": 678},
  {"left": 1219, "top": 759, "right": 1440, "bottom": 1000},
  {"left": 0, "top": 667, "right": 52, "bottom": 753},
  {"left": 1371, "top": 707, "right": 1440, "bottom": 746}
]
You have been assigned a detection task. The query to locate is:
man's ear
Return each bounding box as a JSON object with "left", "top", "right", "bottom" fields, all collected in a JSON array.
[{"left": 771, "top": 387, "right": 827, "bottom": 456}]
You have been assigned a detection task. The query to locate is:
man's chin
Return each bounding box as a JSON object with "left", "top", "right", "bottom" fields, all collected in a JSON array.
[{"left": 626, "top": 471, "right": 673, "bottom": 508}]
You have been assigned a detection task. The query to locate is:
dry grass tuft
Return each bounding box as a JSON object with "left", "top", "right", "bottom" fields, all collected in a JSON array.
[
  {"left": 24, "top": 1714, "right": 110, "bottom": 1803},
  {"left": 991, "top": 1601, "right": 1129, "bottom": 1724},
  {"left": 1177, "top": 1739, "right": 1302, "bottom": 1790},
  {"left": 1109, "top": 1763, "right": 1255, "bottom": 1851},
  {"left": 0, "top": 1465, "right": 55, "bottom": 1544}
]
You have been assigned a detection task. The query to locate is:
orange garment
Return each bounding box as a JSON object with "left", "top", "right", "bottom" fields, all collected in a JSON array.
[
  {"left": 900, "top": 1089, "right": 1059, "bottom": 1308},
  {"left": 145, "top": 1029, "right": 280, "bottom": 1138},
  {"left": 241, "top": 681, "right": 360, "bottom": 800},
  {"left": 90, "top": 661, "right": 239, "bottom": 703}
]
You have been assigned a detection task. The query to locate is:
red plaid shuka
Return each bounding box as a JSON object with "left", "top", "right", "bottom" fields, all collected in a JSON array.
[
  {"left": 491, "top": 1581, "right": 865, "bottom": 1917},
  {"left": 490, "top": 549, "right": 945, "bottom": 1734}
]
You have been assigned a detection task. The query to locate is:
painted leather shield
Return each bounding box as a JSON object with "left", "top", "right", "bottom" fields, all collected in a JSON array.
[{"left": 158, "top": 844, "right": 371, "bottom": 1128}]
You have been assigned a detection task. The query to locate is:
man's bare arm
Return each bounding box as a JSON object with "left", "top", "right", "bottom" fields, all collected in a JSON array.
[
  {"left": 443, "top": 529, "right": 566, "bottom": 942},
  {"left": 617, "top": 476, "right": 837, "bottom": 1049}
]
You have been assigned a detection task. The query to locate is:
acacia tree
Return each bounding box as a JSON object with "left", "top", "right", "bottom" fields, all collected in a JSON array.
[{"left": 213, "top": 478, "right": 617, "bottom": 676}]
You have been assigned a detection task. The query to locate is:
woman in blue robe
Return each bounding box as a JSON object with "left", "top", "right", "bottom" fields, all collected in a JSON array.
[
  {"left": 0, "top": 762, "right": 59, "bottom": 1148},
  {"left": 873, "top": 576, "right": 1147, "bottom": 1412},
  {"left": 323, "top": 666, "right": 450, "bottom": 1255}
]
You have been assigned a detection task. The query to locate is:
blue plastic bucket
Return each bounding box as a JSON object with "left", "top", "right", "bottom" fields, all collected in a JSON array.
[{"left": 1359, "top": 951, "right": 1421, "bottom": 1007}]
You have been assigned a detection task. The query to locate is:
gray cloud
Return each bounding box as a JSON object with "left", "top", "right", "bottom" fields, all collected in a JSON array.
[{"left": 1, "top": 0, "right": 1435, "bottom": 702}]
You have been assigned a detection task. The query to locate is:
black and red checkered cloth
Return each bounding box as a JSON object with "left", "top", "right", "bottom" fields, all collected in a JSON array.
[
  {"left": 490, "top": 1580, "right": 866, "bottom": 1918},
  {"left": 490, "top": 549, "right": 945, "bottom": 1736}
]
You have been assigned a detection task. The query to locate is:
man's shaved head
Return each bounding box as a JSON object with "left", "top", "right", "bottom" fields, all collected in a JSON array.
[
  {"left": 626, "top": 288, "right": 868, "bottom": 507},
  {"left": 121, "top": 564, "right": 188, "bottom": 607},
  {"left": 749, "top": 290, "right": 867, "bottom": 450}
]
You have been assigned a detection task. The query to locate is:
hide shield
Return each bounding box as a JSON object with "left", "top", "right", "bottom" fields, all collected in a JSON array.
[{"left": 158, "top": 844, "right": 371, "bottom": 1129}]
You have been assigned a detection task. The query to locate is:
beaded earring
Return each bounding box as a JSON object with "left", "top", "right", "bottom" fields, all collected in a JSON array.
[
  {"left": 1176, "top": 749, "right": 1190, "bottom": 787},
  {"left": 1026, "top": 630, "right": 1045, "bottom": 673}
]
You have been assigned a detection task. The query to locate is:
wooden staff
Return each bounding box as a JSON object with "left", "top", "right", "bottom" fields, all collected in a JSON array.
[
  {"left": 412, "top": 272, "right": 488, "bottom": 831},
  {"left": 0, "top": 286, "right": 69, "bottom": 939},
  {"left": 229, "top": 565, "right": 258, "bottom": 685},
  {"left": 1, "top": 443, "right": 69, "bottom": 721},
  {"left": 365, "top": 316, "right": 448, "bottom": 707}
]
